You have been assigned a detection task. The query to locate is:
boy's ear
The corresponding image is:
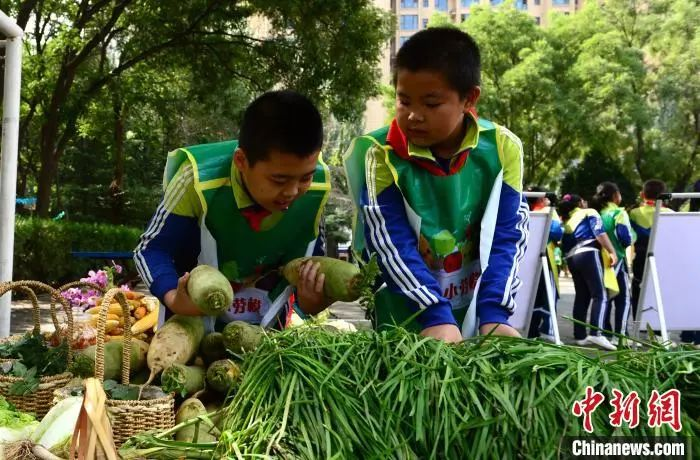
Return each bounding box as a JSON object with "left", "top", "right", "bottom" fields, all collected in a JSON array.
[
  {"left": 462, "top": 86, "right": 481, "bottom": 113},
  {"left": 234, "top": 148, "right": 249, "bottom": 172}
]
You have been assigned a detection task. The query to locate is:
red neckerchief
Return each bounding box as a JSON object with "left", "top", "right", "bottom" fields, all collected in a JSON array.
[
  {"left": 644, "top": 200, "right": 656, "bottom": 206},
  {"left": 531, "top": 202, "right": 546, "bottom": 212},
  {"left": 240, "top": 206, "right": 272, "bottom": 232},
  {"left": 385, "top": 109, "right": 478, "bottom": 176}
]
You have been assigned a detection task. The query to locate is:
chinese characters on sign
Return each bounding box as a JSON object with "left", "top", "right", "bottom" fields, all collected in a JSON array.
[{"left": 572, "top": 386, "right": 682, "bottom": 433}]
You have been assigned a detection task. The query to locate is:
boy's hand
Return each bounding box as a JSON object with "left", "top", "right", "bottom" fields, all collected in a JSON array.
[
  {"left": 296, "top": 261, "right": 329, "bottom": 316},
  {"left": 421, "top": 324, "right": 463, "bottom": 343},
  {"left": 479, "top": 322, "right": 521, "bottom": 337},
  {"left": 608, "top": 251, "right": 618, "bottom": 268},
  {"left": 164, "top": 272, "right": 202, "bottom": 315}
]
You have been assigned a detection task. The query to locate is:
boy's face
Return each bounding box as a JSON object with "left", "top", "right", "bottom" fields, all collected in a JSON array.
[
  {"left": 395, "top": 69, "right": 479, "bottom": 156},
  {"left": 234, "top": 148, "right": 319, "bottom": 212}
]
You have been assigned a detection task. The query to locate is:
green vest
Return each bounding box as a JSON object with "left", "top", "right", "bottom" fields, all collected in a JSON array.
[
  {"left": 165, "top": 140, "right": 330, "bottom": 323},
  {"left": 600, "top": 203, "right": 627, "bottom": 261},
  {"left": 345, "top": 119, "right": 502, "bottom": 333}
]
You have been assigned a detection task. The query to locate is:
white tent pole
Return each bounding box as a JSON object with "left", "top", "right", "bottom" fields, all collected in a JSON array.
[{"left": 0, "top": 10, "right": 23, "bottom": 338}]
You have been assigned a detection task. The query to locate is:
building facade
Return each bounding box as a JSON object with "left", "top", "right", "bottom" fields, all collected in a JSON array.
[{"left": 363, "top": 0, "right": 584, "bottom": 130}]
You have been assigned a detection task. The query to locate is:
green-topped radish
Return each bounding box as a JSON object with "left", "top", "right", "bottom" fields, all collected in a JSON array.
[
  {"left": 187, "top": 265, "right": 234, "bottom": 316},
  {"left": 161, "top": 364, "right": 206, "bottom": 398},
  {"left": 175, "top": 397, "right": 218, "bottom": 443},
  {"left": 206, "top": 359, "right": 241, "bottom": 394},
  {"left": 222, "top": 321, "right": 264, "bottom": 354},
  {"left": 282, "top": 255, "right": 379, "bottom": 307},
  {"left": 199, "top": 332, "right": 228, "bottom": 365}
]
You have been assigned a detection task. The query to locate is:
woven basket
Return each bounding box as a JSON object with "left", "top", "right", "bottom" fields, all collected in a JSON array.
[
  {"left": 88, "top": 288, "right": 174, "bottom": 446},
  {"left": 0, "top": 281, "right": 74, "bottom": 418}
]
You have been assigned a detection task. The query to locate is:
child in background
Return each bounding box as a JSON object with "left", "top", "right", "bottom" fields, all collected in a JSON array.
[
  {"left": 559, "top": 194, "right": 618, "bottom": 350},
  {"left": 591, "top": 182, "right": 635, "bottom": 344},
  {"left": 629, "top": 180, "right": 672, "bottom": 320}
]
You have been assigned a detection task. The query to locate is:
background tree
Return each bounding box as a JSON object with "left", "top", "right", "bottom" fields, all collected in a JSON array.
[{"left": 1, "top": 0, "right": 392, "bottom": 218}]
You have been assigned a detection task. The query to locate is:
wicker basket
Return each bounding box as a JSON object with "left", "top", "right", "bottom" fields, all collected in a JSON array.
[
  {"left": 0, "top": 284, "right": 62, "bottom": 365},
  {"left": 0, "top": 281, "right": 74, "bottom": 418},
  {"left": 85, "top": 288, "right": 175, "bottom": 446}
]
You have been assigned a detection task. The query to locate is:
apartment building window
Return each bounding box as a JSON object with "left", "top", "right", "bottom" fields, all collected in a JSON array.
[
  {"left": 534, "top": 16, "right": 541, "bottom": 25},
  {"left": 517, "top": 0, "right": 527, "bottom": 9},
  {"left": 422, "top": 18, "right": 429, "bottom": 28},
  {"left": 534, "top": 0, "right": 540, "bottom": 4},
  {"left": 491, "top": 0, "right": 504, "bottom": 5},
  {"left": 423, "top": 0, "right": 429, "bottom": 7},
  {"left": 399, "top": 36, "right": 410, "bottom": 47},
  {"left": 461, "top": 0, "right": 478, "bottom": 6},
  {"left": 400, "top": 15, "right": 419, "bottom": 30},
  {"left": 461, "top": 13, "right": 470, "bottom": 22},
  {"left": 552, "top": 0, "right": 570, "bottom": 5},
  {"left": 435, "top": 0, "right": 448, "bottom": 11},
  {"left": 401, "top": 0, "right": 419, "bottom": 7}
]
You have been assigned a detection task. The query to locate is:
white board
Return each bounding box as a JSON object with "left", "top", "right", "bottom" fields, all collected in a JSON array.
[
  {"left": 510, "top": 211, "right": 551, "bottom": 331},
  {"left": 638, "top": 212, "right": 700, "bottom": 331}
]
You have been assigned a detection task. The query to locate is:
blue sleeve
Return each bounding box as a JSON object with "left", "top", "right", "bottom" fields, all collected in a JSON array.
[
  {"left": 630, "top": 221, "right": 650, "bottom": 242},
  {"left": 134, "top": 213, "right": 200, "bottom": 304},
  {"left": 587, "top": 214, "right": 606, "bottom": 237},
  {"left": 475, "top": 186, "right": 529, "bottom": 326},
  {"left": 549, "top": 219, "right": 563, "bottom": 242},
  {"left": 615, "top": 223, "right": 633, "bottom": 247},
  {"left": 361, "top": 183, "right": 455, "bottom": 328}
]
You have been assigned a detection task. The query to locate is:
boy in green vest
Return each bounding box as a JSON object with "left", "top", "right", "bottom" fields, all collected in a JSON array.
[
  {"left": 134, "top": 91, "right": 332, "bottom": 328},
  {"left": 345, "top": 28, "right": 528, "bottom": 342}
]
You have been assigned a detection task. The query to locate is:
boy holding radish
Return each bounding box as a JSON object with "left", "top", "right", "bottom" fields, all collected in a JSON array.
[{"left": 134, "top": 91, "right": 332, "bottom": 328}]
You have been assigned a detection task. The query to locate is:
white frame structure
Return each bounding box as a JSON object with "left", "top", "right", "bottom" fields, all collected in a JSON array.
[
  {"left": 0, "top": 10, "right": 23, "bottom": 337},
  {"left": 521, "top": 191, "right": 561, "bottom": 344},
  {"left": 633, "top": 192, "right": 700, "bottom": 346}
]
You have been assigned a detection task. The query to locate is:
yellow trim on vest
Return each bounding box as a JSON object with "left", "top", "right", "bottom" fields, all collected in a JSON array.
[
  {"left": 179, "top": 148, "right": 208, "bottom": 222},
  {"left": 311, "top": 154, "right": 331, "bottom": 236},
  {"left": 200, "top": 177, "right": 230, "bottom": 190}
]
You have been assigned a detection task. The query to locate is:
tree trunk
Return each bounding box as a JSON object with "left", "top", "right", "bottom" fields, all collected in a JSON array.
[
  {"left": 36, "top": 125, "right": 59, "bottom": 217},
  {"left": 109, "top": 85, "right": 126, "bottom": 224}
]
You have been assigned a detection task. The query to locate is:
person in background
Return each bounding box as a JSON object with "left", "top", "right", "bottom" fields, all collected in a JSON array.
[
  {"left": 526, "top": 187, "right": 562, "bottom": 343},
  {"left": 559, "top": 194, "right": 618, "bottom": 350},
  {"left": 591, "top": 182, "right": 635, "bottom": 345},
  {"left": 629, "top": 180, "right": 672, "bottom": 321}
]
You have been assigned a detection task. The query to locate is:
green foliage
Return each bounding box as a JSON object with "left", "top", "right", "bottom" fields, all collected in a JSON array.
[
  {"left": 0, "top": 332, "right": 70, "bottom": 395},
  {"left": 559, "top": 150, "right": 638, "bottom": 207},
  {"left": 8, "top": 0, "right": 392, "bottom": 218},
  {"left": 380, "top": 1, "right": 699, "bottom": 192},
  {"left": 13, "top": 218, "right": 142, "bottom": 284}
]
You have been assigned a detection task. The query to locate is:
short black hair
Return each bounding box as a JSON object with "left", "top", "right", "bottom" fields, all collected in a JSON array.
[
  {"left": 239, "top": 90, "right": 323, "bottom": 165},
  {"left": 393, "top": 27, "right": 481, "bottom": 98},
  {"left": 642, "top": 179, "right": 666, "bottom": 200}
]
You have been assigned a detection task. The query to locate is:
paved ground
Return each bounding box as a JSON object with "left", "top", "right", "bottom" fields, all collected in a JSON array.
[{"left": 7, "top": 277, "right": 681, "bottom": 344}]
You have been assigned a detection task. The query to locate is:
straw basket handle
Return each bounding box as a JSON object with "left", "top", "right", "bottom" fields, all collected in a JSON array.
[
  {"left": 0, "top": 282, "right": 49, "bottom": 334},
  {"left": 94, "top": 288, "right": 132, "bottom": 384},
  {"left": 0, "top": 280, "right": 74, "bottom": 364}
]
